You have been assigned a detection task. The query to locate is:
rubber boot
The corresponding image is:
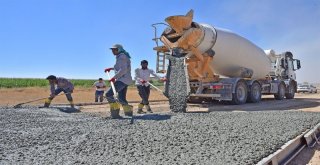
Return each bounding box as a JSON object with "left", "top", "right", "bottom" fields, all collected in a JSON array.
[
  {"left": 69, "top": 100, "right": 75, "bottom": 108},
  {"left": 43, "top": 98, "right": 52, "bottom": 108},
  {"left": 110, "top": 109, "right": 121, "bottom": 119},
  {"left": 110, "top": 102, "right": 121, "bottom": 119},
  {"left": 146, "top": 105, "right": 153, "bottom": 113},
  {"left": 123, "top": 105, "right": 133, "bottom": 117},
  {"left": 137, "top": 103, "right": 146, "bottom": 114}
]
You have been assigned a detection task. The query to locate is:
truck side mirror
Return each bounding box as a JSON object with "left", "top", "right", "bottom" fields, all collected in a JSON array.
[
  {"left": 293, "top": 59, "right": 301, "bottom": 70},
  {"left": 297, "top": 60, "right": 301, "bottom": 69}
]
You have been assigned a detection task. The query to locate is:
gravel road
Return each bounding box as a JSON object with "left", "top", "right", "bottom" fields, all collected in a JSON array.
[{"left": 1, "top": 107, "right": 320, "bottom": 164}]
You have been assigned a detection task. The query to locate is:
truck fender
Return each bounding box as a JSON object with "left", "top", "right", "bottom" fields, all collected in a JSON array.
[
  {"left": 245, "top": 80, "right": 261, "bottom": 93},
  {"left": 270, "top": 80, "right": 286, "bottom": 93},
  {"left": 219, "top": 78, "right": 243, "bottom": 93},
  {"left": 284, "top": 79, "right": 297, "bottom": 93}
]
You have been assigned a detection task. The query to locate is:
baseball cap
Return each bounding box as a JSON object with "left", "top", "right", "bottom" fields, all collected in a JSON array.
[{"left": 110, "top": 44, "right": 123, "bottom": 49}]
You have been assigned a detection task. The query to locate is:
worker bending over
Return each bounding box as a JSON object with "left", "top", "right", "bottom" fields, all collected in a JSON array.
[
  {"left": 105, "top": 44, "right": 133, "bottom": 119},
  {"left": 93, "top": 78, "right": 106, "bottom": 102},
  {"left": 135, "top": 60, "right": 164, "bottom": 113},
  {"left": 44, "top": 75, "right": 74, "bottom": 108}
]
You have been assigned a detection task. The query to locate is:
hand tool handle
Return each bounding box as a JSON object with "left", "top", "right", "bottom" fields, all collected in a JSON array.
[
  {"left": 106, "top": 71, "right": 118, "bottom": 98},
  {"left": 148, "top": 82, "right": 163, "bottom": 92}
]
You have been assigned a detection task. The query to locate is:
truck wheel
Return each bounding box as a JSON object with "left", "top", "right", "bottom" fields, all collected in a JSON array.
[
  {"left": 232, "top": 81, "right": 248, "bottom": 105},
  {"left": 274, "top": 83, "right": 285, "bottom": 100},
  {"left": 247, "top": 82, "right": 261, "bottom": 103},
  {"left": 285, "top": 83, "right": 295, "bottom": 99}
]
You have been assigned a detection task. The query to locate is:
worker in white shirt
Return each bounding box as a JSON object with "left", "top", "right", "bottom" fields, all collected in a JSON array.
[
  {"left": 135, "top": 60, "right": 165, "bottom": 113},
  {"left": 93, "top": 78, "right": 106, "bottom": 102}
]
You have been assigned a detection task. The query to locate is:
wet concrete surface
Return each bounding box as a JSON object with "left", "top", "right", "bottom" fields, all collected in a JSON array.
[
  {"left": 1, "top": 106, "right": 320, "bottom": 164},
  {"left": 165, "top": 56, "right": 189, "bottom": 113}
]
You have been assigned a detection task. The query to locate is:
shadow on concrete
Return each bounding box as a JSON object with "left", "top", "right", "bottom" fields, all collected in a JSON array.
[
  {"left": 106, "top": 114, "right": 171, "bottom": 121},
  {"left": 132, "top": 114, "right": 171, "bottom": 121},
  {"left": 191, "top": 97, "right": 320, "bottom": 112},
  {"left": 55, "top": 107, "right": 81, "bottom": 113}
]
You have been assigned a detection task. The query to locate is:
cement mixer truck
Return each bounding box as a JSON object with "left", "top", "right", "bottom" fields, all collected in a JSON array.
[{"left": 152, "top": 10, "right": 301, "bottom": 112}]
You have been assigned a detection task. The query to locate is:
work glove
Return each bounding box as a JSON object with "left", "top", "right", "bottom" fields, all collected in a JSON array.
[
  {"left": 50, "top": 94, "right": 56, "bottom": 99},
  {"left": 104, "top": 68, "right": 114, "bottom": 72},
  {"left": 109, "top": 77, "right": 116, "bottom": 83},
  {"left": 140, "top": 80, "right": 147, "bottom": 84},
  {"left": 160, "top": 78, "right": 167, "bottom": 82}
]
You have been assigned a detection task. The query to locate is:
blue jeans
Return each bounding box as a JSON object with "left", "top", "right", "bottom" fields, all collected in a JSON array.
[
  {"left": 52, "top": 88, "right": 73, "bottom": 101},
  {"left": 95, "top": 91, "right": 104, "bottom": 102},
  {"left": 106, "top": 81, "right": 128, "bottom": 105}
]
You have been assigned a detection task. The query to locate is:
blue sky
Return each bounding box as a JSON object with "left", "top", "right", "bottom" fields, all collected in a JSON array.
[{"left": 0, "top": 0, "right": 319, "bottom": 83}]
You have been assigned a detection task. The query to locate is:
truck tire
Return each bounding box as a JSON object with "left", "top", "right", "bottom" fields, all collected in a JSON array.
[
  {"left": 232, "top": 81, "right": 248, "bottom": 105},
  {"left": 285, "top": 83, "right": 295, "bottom": 99},
  {"left": 274, "top": 83, "right": 285, "bottom": 100},
  {"left": 247, "top": 82, "right": 261, "bottom": 103}
]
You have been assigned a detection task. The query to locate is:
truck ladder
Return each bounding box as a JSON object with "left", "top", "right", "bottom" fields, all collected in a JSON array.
[
  {"left": 152, "top": 23, "right": 170, "bottom": 74},
  {"left": 156, "top": 50, "right": 169, "bottom": 73}
]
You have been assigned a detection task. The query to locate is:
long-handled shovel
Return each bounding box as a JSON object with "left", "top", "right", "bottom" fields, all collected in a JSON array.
[
  {"left": 13, "top": 92, "right": 70, "bottom": 109},
  {"left": 148, "top": 81, "right": 164, "bottom": 93},
  {"left": 106, "top": 71, "right": 118, "bottom": 99},
  {"left": 13, "top": 97, "right": 49, "bottom": 108},
  {"left": 106, "top": 72, "right": 134, "bottom": 124}
]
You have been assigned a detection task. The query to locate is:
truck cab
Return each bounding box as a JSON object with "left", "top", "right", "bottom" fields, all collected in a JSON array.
[{"left": 266, "top": 50, "right": 301, "bottom": 80}]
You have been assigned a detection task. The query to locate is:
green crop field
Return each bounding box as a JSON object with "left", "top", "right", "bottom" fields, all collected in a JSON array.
[
  {"left": 0, "top": 78, "right": 164, "bottom": 88},
  {"left": 0, "top": 78, "right": 97, "bottom": 88}
]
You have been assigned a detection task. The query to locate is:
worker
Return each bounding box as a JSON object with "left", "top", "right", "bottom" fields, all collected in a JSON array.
[
  {"left": 104, "top": 44, "right": 133, "bottom": 119},
  {"left": 135, "top": 60, "right": 165, "bottom": 113},
  {"left": 93, "top": 78, "right": 106, "bottom": 102},
  {"left": 44, "top": 75, "right": 74, "bottom": 108}
]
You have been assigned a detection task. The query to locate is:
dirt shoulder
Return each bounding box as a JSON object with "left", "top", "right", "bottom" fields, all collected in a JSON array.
[{"left": 0, "top": 87, "right": 167, "bottom": 106}]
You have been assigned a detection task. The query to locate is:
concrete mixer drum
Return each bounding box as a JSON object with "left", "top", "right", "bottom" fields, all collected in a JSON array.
[{"left": 152, "top": 10, "right": 302, "bottom": 112}]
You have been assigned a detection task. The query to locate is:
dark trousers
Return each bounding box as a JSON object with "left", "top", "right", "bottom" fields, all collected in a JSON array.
[
  {"left": 50, "top": 88, "right": 73, "bottom": 101},
  {"left": 95, "top": 91, "right": 104, "bottom": 102},
  {"left": 137, "top": 85, "right": 150, "bottom": 105},
  {"left": 106, "top": 81, "right": 128, "bottom": 105}
]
